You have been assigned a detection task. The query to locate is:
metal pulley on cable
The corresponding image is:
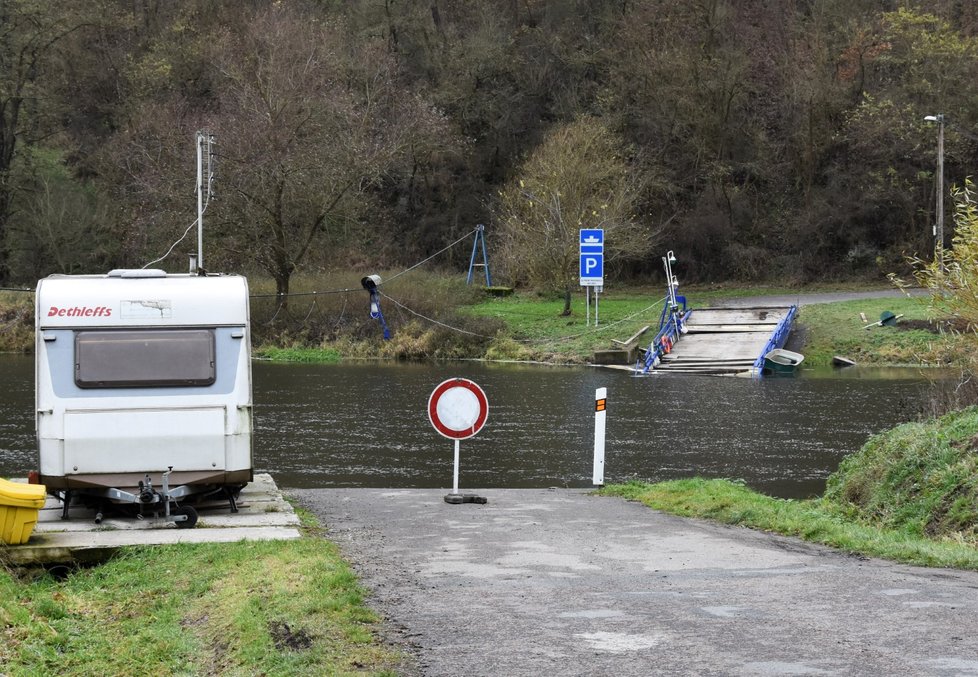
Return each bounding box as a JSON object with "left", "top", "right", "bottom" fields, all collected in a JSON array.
[{"left": 361, "top": 275, "right": 391, "bottom": 340}]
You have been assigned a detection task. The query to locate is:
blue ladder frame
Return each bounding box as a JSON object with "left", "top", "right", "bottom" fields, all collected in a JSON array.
[{"left": 466, "top": 224, "right": 492, "bottom": 286}]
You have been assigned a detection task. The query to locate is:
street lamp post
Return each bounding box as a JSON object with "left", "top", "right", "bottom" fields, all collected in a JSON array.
[
  {"left": 924, "top": 114, "right": 945, "bottom": 272},
  {"left": 662, "top": 251, "right": 678, "bottom": 310}
]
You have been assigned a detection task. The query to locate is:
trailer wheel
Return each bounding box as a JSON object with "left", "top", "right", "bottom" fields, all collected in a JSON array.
[{"left": 173, "top": 505, "right": 198, "bottom": 529}]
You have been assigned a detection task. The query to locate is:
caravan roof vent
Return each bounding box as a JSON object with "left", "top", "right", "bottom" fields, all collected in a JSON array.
[{"left": 107, "top": 269, "right": 167, "bottom": 279}]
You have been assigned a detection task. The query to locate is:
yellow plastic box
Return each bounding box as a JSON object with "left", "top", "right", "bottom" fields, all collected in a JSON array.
[{"left": 0, "top": 478, "right": 47, "bottom": 545}]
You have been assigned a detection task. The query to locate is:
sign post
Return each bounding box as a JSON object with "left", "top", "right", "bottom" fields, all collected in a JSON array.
[
  {"left": 580, "top": 229, "right": 604, "bottom": 325},
  {"left": 428, "top": 378, "right": 489, "bottom": 504}
]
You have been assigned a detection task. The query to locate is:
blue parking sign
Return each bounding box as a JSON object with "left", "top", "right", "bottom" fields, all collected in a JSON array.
[
  {"left": 580, "top": 254, "right": 603, "bottom": 276},
  {"left": 580, "top": 229, "right": 604, "bottom": 286}
]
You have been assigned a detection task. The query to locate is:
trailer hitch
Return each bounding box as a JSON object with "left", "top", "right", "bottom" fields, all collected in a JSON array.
[
  {"left": 157, "top": 467, "right": 198, "bottom": 529},
  {"left": 104, "top": 467, "right": 198, "bottom": 529}
]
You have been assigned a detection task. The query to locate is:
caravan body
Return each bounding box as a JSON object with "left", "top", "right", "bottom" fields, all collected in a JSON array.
[{"left": 35, "top": 270, "right": 253, "bottom": 499}]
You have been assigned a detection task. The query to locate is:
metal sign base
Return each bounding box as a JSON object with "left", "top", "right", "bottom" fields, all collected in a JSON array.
[{"left": 444, "top": 493, "right": 487, "bottom": 504}]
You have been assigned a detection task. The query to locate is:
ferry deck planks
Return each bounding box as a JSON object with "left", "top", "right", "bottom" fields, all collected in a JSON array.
[{"left": 654, "top": 306, "right": 793, "bottom": 376}]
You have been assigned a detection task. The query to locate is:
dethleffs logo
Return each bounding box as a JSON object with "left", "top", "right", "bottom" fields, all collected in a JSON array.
[{"left": 47, "top": 306, "right": 112, "bottom": 318}]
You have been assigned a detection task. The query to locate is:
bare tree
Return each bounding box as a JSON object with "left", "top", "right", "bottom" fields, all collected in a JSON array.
[
  {"left": 212, "top": 5, "right": 449, "bottom": 299},
  {"left": 493, "top": 116, "right": 658, "bottom": 298},
  {"left": 8, "top": 164, "right": 115, "bottom": 278}
]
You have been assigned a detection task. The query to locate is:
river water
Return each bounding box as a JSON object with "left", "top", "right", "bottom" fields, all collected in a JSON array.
[{"left": 0, "top": 354, "right": 932, "bottom": 498}]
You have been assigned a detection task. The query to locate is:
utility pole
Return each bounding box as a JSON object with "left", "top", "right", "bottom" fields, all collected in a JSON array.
[
  {"left": 936, "top": 114, "right": 944, "bottom": 272},
  {"left": 924, "top": 114, "right": 945, "bottom": 272},
  {"left": 195, "top": 131, "right": 216, "bottom": 273}
]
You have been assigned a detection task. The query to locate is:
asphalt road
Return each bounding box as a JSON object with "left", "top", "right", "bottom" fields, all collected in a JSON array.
[
  {"left": 713, "top": 288, "right": 927, "bottom": 308},
  {"left": 289, "top": 488, "right": 978, "bottom": 677}
]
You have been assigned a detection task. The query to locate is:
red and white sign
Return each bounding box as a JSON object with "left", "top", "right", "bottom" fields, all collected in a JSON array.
[{"left": 428, "top": 378, "right": 488, "bottom": 440}]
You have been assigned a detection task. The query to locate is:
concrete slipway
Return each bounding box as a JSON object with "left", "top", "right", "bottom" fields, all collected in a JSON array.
[
  {"left": 3, "top": 473, "right": 300, "bottom": 565},
  {"left": 290, "top": 488, "right": 978, "bottom": 677}
]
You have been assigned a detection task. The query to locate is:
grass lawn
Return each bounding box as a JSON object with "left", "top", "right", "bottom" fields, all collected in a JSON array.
[
  {"left": 462, "top": 289, "right": 670, "bottom": 362},
  {"left": 0, "top": 510, "right": 408, "bottom": 676},
  {"left": 796, "top": 295, "right": 972, "bottom": 366}
]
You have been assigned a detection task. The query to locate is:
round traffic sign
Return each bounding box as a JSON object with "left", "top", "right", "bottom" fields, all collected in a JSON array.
[{"left": 428, "top": 378, "right": 488, "bottom": 440}]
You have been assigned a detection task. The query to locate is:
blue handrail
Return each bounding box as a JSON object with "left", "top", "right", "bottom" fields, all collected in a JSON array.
[
  {"left": 751, "top": 305, "right": 798, "bottom": 377},
  {"left": 636, "top": 296, "right": 690, "bottom": 374}
]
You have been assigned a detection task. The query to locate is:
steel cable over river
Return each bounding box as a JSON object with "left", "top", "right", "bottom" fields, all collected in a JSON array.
[{"left": 0, "top": 355, "right": 935, "bottom": 499}]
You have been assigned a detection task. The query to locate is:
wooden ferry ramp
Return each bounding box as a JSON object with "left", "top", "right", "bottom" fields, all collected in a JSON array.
[{"left": 652, "top": 306, "right": 795, "bottom": 376}]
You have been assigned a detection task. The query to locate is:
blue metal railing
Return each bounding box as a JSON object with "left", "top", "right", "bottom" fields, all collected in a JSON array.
[
  {"left": 636, "top": 295, "right": 689, "bottom": 375},
  {"left": 751, "top": 305, "right": 798, "bottom": 377}
]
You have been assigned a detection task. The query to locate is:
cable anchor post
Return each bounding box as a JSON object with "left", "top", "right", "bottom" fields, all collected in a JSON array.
[{"left": 466, "top": 224, "right": 492, "bottom": 286}]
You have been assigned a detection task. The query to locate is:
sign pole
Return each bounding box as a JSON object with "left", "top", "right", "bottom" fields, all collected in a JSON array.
[
  {"left": 452, "top": 439, "right": 460, "bottom": 495},
  {"left": 592, "top": 387, "right": 607, "bottom": 487},
  {"left": 585, "top": 286, "right": 590, "bottom": 326}
]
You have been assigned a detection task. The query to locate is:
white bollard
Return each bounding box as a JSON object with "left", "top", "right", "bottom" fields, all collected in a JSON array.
[{"left": 592, "top": 387, "right": 607, "bottom": 486}]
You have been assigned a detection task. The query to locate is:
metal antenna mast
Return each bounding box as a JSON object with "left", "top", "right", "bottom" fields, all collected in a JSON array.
[{"left": 195, "top": 131, "right": 217, "bottom": 272}]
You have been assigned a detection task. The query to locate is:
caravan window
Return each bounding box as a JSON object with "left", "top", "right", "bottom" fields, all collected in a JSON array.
[{"left": 75, "top": 329, "right": 216, "bottom": 388}]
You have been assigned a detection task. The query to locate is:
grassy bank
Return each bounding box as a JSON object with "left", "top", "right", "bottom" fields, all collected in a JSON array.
[
  {"left": 795, "top": 296, "right": 972, "bottom": 367},
  {"left": 825, "top": 405, "right": 978, "bottom": 540},
  {"left": 602, "top": 479, "right": 978, "bottom": 569},
  {"left": 601, "top": 405, "right": 978, "bottom": 570},
  {"left": 248, "top": 272, "right": 504, "bottom": 362},
  {"left": 0, "top": 511, "right": 409, "bottom": 676},
  {"left": 2, "top": 274, "right": 971, "bottom": 367},
  {"left": 460, "top": 290, "right": 672, "bottom": 363},
  {"left": 254, "top": 346, "right": 343, "bottom": 363}
]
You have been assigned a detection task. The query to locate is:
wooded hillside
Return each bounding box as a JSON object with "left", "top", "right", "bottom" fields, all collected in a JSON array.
[{"left": 2, "top": 0, "right": 975, "bottom": 290}]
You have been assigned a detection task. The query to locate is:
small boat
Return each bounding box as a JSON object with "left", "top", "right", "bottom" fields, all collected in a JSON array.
[{"left": 762, "top": 348, "right": 805, "bottom": 375}]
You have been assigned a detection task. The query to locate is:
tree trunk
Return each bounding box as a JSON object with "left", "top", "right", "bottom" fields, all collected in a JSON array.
[
  {"left": 274, "top": 270, "right": 291, "bottom": 312},
  {"left": 561, "top": 285, "right": 572, "bottom": 316},
  {"left": 0, "top": 186, "right": 11, "bottom": 285}
]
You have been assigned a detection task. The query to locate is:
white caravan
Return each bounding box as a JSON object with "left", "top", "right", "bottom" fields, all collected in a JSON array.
[{"left": 34, "top": 270, "right": 253, "bottom": 527}]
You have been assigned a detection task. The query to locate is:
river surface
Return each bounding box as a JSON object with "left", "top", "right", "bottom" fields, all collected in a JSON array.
[{"left": 0, "top": 354, "right": 935, "bottom": 498}]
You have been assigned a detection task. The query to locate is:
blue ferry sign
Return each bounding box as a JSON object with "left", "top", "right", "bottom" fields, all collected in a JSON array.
[{"left": 579, "top": 229, "right": 604, "bottom": 286}]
